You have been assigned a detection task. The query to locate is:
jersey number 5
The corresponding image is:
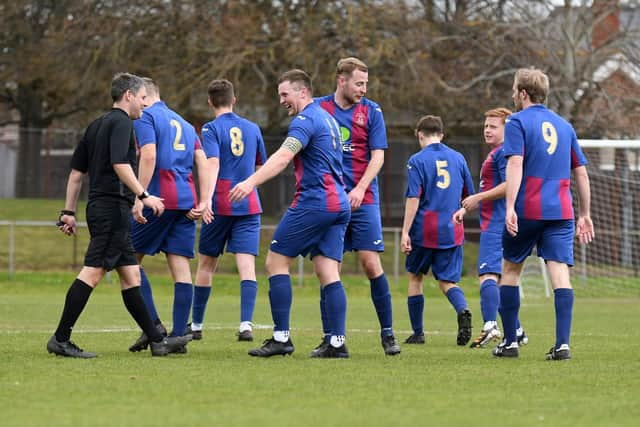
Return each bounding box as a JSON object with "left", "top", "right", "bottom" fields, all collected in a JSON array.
[
  {"left": 436, "top": 160, "right": 450, "bottom": 189},
  {"left": 230, "top": 127, "right": 245, "bottom": 156},
  {"left": 170, "top": 119, "right": 185, "bottom": 151},
  {"left": 542, "top": 121, "right": 558, "bottom": 155}
]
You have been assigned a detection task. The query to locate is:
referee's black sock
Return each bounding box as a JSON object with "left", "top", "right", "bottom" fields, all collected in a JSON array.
[
  {"left": 54, "top": 278, "right": 93, "bottom": 342},
  {"left": 121, "top": 286, "right": 164, "bottom": 343}
]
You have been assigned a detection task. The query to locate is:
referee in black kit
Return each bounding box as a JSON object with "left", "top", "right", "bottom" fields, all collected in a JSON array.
[{"left": 47, "top": 73, "right": 192, "bottom": 358}]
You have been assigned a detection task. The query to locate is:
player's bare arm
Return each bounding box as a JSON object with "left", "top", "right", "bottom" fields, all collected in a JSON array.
[
  {"left": 461, "top": 182, "right": 506, "bottom": 211},
  {"left": 401, "top": 197, "right": 420, "bottom": 255},
  {"left": 229, "top": 143, "right": 296, "bottom": 202},
  {"left": 112, "top": 163, "right": 165, "bottom": 216},
  {"left": 452, "top": 207, "right": 467, "bottom": 224},
  {"left": 132, "top": 143, "right": 157, "bottom": 223},
  {"left": 573, "top": 165, "right": 595, "bottom": 244},
  {"left": 349, "top": 149, "right": 384, "bottom": 210},
  {"left": 505, "top": 155, "right": 523, "bottom": 236},
  {"left": 188, "top": 149, "right": 214, "bottom": 223}
]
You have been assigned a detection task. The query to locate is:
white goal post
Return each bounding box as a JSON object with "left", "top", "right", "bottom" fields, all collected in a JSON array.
[{"left": 521, "top": 139, "right": 640, "bottom": 297}]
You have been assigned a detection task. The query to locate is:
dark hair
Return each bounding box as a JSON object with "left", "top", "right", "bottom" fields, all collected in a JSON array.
[
  {"left": 278, "top": 69, "right": 312, "bottom": 95},
  {"left": 515, "top": 68, "right": 549, "bottom": 104},
  {"left": 141, "top": 77, "right": 160, "bottom": 98},
  {"left": 415, "top": 115, "right": 444, "bottom": 136},
  {"left": 110, "top": 73, "right": 145, "bottom": 102},
  {"left": 336, "top": 57, "right": 368, "bottom": 78},
  {"left": 207, "top": 79, "right": 235, "bottom": 108}
]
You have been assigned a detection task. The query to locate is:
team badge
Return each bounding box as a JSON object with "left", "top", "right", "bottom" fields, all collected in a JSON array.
[{"left": 355, "top": 112, "right": 366, "bottom": 126}]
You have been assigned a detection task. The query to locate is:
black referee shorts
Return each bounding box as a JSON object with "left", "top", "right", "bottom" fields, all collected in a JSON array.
[{"left": 84, "top": 198, "right": 137, "bottom": 271}]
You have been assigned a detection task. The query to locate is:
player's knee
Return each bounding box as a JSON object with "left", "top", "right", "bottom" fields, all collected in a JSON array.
[
  {"left": 359, "top": 253, "right": 383, "bottom": 278},
  {"left": 265, "top": 254, "right": 287, "bottom": 277}
]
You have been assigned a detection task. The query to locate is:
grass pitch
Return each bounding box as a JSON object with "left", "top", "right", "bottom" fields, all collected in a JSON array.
[{"left": 1, "top": 272, "right": 639, "bottom": 427}]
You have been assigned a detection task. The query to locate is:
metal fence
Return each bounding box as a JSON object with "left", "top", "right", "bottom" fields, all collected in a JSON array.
[{"left": 0, "top": 126, "right": 484, "bottom": 225}]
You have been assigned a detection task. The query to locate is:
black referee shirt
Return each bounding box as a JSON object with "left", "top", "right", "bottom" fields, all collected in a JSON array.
[{"left": 70, "top": 108, "right": 138, "bottom": 205}]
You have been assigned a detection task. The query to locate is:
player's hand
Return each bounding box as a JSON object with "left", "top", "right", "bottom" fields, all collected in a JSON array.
[
  {"left": 201, "top": 201, "right": 214, "bottom": 224},
  {"left": 505, "top": 208, "right": 518, "bottom": 237},
  {"left": 132, "top": 199, "right": 146, "bottom": 224},
  {"left": 57, "top": 214, "right": 77, "bottom": 236},
  {"left": 186, "top": 203, "right": 204, "bottom": 221},
  {"left": 347, "top": 187, "right": 366, "bottom": 210},
  {"left": 452, "top": 207, "right": 466, "bottom": 224},
  {"left": 229, "top": 180, "right": 253, "bottom": 202},
  {"left": 461, "top": 194, "right": 479, "bottom": 211},
  {"left": 143, "top": 195, "right": 165, "bottom": 216},
  {"left": 576, "top": 215, "right": 594, "bottom": 245},
  {"left": 401, "top": 232, "right": 412, "bottom": 255}
]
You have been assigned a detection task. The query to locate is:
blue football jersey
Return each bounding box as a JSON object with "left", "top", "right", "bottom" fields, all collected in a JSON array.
[
  {"left": 479, "top": 143, "right": 507, "bottom": 232},
  {"left": 405, "top": 143, "right": 475, "bottom": 249},
  {"left": 200, "top": 112, "right": 267, "bottom": 216},
  {"left": 316, "top": 95, "right": 387, "bottom": 205},
  {"left": 134, "top": 101, "right": 200, "bottom": 210},
  {"left": 287, "top": 103, "right": 349, "bottom": 212},
  {"left": 503, "top": 105, "right": 588, "bottom": 220}
]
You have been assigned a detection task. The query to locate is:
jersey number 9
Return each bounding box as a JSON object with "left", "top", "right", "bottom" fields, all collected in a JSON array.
[{"left": 542, "top": 121, "right": 558, "bottom": 155}]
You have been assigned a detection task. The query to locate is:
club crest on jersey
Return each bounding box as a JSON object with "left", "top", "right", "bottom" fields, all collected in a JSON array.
[{"left": 355, "top": 112, "right": 366, "bottom": 126}]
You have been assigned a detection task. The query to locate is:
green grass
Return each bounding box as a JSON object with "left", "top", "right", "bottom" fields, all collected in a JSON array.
[{"left": 1, "top": 272, "right": 639, "bottom": 427}]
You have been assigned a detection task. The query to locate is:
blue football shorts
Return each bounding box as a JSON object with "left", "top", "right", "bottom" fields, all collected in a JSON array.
[
  {"left": 130, "top": 207, "right": 196, "bottom": 258},
  {"left": 270, "top": 207, "right": 351, "bottom": 262},
  {"left": 344, "top": 203, "right": 385, "bottom": 252},
  {"left": 405, "top": 245, "right": 463, "bottom": 283},
  {"left": 198, "top": 214, "right": 261, "bottom": 257},
  {"left": 502, "top": 219, "right": 575, "bottom": 266},
  {"left": 478, "top": 231, "right": 503, "bottom": 276}
]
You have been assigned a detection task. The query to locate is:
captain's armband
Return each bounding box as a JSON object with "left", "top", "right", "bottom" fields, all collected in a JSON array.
[{"left": 281, "top": 137, "right": 303, "bottom": 154}]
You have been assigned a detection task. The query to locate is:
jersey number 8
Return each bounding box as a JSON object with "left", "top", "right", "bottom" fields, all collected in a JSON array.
[{"left": 230, "top": 127, "right": 245, "bottom": 156}]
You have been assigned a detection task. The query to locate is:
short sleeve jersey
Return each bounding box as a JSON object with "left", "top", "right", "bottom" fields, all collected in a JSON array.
[
  {"left": 70, "top": 108, "right": 137, "bottom": 205},
  {"left": 200, "top": 112, "right": 267, "bottom": 216},
  {"left": 478, "top": 143, "right": 507, "bottom": 232},
  {"left": 503, "top": 105, "right": 588, "bottom": 220},
  {"left": 133, "top": 101, "right": 201, "bottom": 210},
  {"left": 316, "top": 95, "right": 387, "bottom": 205},
  {"left": 405, "top": 143, "right": 475, "bottom": 249},
  {"left": 287, "top": 103, "right": 349, "bottom": 212}
]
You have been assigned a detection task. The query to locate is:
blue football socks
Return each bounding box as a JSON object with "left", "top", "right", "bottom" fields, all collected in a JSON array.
[
  {"left": 269, "top": 274, "right": 292, "bottom": 332},
  {"left": 192, "top": 285, "right": 212, "bottom": 325},
  {"left": 324, "top": 281, "right": 347, "bottom": 337},
  {"left": 445, "top": 286, "right": 468, "bottom": 314},
  {"left": 499, "top": 285, "right": 520, "bottom": 345},
  {"left": 407, "top": 294, "right": 424, "bottom": 335},
  {"left": 139, "top": 267, "right": 160, "bottom": 323},
  {"left": 240, "top": 280, "right": 258, "bottom": 323},
  {"left": 319, "top": 286, "right": 331, "bottom": 339},
  {"left": 171, "top": 282, "right": 193, "bottom": 337},
  {"left": 370, "top": 274, "right": 394, "bottom": 337},
  {"left": 480, "top": 279, "right": 500, "bottom": 323},
  {"left": 554, "top": 288, "right": 574, "bottom": 348}
]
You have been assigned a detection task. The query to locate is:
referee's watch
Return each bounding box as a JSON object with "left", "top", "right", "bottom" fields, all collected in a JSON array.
[{"left": 138, "top": 190, "right": 150, "bottom": 200}]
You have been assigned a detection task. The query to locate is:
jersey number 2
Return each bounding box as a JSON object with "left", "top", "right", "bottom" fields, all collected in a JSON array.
[
  {"left": 436, "top": 160, "right": 450, "bottom": 189},
  {"left": 170, "top": 119, "right": 185, "bottom": 151}
]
